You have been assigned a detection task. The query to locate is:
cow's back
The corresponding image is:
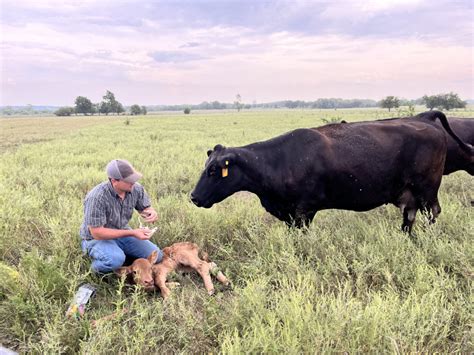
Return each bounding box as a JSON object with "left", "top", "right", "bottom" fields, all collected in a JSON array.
[{"left": 305, "top": 121, "right": 447, "bottom": 210}]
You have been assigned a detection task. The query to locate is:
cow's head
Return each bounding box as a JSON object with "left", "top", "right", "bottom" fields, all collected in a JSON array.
[
  {"left": 190, "top": 145, "right": 243, "bottom": 208},
  {"left": 115, "top": 250, "right": 157, "bottom": 292}
]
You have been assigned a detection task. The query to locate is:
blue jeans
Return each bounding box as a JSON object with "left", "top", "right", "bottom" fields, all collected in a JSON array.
[{"left": 81, "top": 237, "right": 164, "bottom": 273}]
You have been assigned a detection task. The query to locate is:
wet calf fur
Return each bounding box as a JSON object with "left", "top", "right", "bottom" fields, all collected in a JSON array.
[
  {"left": 115, "top": 244, "right": 230, "bottom": 299},
  {"left": 115, "top": 250, "right": 157, "bottom": 292},
  {"left": 152, "top": 242, "right": 230, "bottom": 299}
]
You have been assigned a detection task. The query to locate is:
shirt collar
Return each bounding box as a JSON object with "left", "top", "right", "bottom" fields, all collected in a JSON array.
[{"left": 107, "top": 180, "right": 130, "bottom": 199}]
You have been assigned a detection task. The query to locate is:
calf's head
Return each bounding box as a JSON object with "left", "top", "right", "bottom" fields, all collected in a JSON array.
[
  {"left": 190, "top": 145, "right": 244, "bottom": 208},
  {"left": 115, "top": 250, "right": 157, "bottom": 292}
]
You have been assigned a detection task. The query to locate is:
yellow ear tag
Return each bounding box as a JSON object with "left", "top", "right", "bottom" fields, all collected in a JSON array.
[{"left": 222, "top": 161, "right": 229, "bottom": 177}]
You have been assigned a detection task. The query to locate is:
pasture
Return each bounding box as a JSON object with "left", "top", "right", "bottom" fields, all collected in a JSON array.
[{"left": 0, "top": 108, "right": 473, "bottom": 353}]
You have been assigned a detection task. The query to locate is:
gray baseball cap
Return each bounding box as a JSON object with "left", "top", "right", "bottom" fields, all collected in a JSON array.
[{"left": 106, "top": 159, "right": 143, "bottom": 183}]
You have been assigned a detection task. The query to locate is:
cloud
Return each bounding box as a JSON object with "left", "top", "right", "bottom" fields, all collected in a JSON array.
[
  {"left": 149, "top": 51, "right": 208, "bottom": 63},
  {"left": 180, "top": 42, "right": 201, "bottom": 48},
  {"left": 1, "top": 0, "right": 473, "bottom": 105},
  {"left": 320, "top": 0, "right": 427, "bottom": 20}
]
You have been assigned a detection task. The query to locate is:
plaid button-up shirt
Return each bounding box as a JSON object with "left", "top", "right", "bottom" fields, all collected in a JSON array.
[{"left": 80, "top": 181, "right": 151, "bottom": 240}]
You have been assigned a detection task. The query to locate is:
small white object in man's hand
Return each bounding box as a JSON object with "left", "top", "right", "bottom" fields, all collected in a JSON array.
[{"left": 139, "top": 223, "right": 158, "bottom": 237}]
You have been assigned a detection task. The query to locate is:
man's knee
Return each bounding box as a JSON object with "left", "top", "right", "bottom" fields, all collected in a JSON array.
[
  {"left": 92, "top": 250, "right": 126, "bottom": 273},
  {"left": 156, "top": 248, "right": 164, "bottom": 263}
]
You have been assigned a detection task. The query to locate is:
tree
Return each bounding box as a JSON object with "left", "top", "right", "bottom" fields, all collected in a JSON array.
[
  {"left": 234, "top": 94, "right": 242, "bottom": 112},
  {"left": 75, "top": 96, "right": 93, "bottom": 115},
  {"left": 184, "top": 107, "right": 191, "bottom": 114},
  {"left": 130, "top": 104, "right": 141, "bottom": 115},
  {"left": 141, "top": 106, "right": 147, "bottom": 115},
  {"left": 91, "top": 103, "right": 98, "bottom": 115},
  {"left": 422, "top": 92, "right": 466, "bottom": 111},
  {"left": 99, "top": 101, "right": 111, "bottom": 115},
  {"left": 441, "top": 92, "right": 466, "bottom": 111},
  {"left": 379, "top": 96, "right": 400, "bottom": 112},
  {"left": 116, "top": 102, "right": 125, "bottom": 115},
  {"left": 54, "top": 106, "right": 75, "bottom": 116},
  {"left": 100, "top": 90, "right": 124, "bottom": 115},
  {"left": 422, "top": 95, "right": 442, "bottom": 110}
]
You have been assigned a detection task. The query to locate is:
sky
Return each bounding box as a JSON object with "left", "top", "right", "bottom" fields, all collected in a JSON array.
[{"left": 0, "top": 0, "right": 473, "bottom": 106}]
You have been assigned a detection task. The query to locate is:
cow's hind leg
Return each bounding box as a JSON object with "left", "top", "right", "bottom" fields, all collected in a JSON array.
[
  {"left": 423, "top": 198, "right": 441, "bottom": 224},
  {"left": 432, "top": 200, "right": 441, "bottom": 219},
  {"left": 418, "top": 190, "right": 442, "bottom": 225},
  {"left": 414, "top": 170, "right": 443, "bottom": 225},
  {"left": 293, "top": 208, "right": 317, "bottom": 229},
  {"left": 398, "top": 189, "right": 417, "bottom": 234},
  {"left": 402, "top": 208, "right": 417, "bottom": 235}
]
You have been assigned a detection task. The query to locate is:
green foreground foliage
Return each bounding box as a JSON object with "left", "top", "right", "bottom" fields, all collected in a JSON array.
[{"left": 0, "top": 108, "right": 473, "bottom": 353}]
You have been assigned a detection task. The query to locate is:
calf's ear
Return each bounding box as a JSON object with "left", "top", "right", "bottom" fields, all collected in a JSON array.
[
  {"left": 115, "top": 266, "right": 131, "bottom": 277},
  {"left": 148, "top": 250, "right": 158, "bottom": 264}
]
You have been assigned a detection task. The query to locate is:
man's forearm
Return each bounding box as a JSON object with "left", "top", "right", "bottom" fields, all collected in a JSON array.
[{"left": 89, "top": 226, "right": 136, "bottom": 240}]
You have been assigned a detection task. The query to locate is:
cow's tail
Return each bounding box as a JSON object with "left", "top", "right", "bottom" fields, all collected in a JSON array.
[{"left": 417, "top": 110, "right": 473, "bottom": 154}]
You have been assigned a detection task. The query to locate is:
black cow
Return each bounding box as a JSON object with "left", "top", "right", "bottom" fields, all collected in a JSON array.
[
  {"left": 416, "top": 113, "right": 473, "bottom": 175},
  {"left": 344, "top": 112, "right": 474, "bottom": 175},
  {"left": 373, "top": 111, "right": 474, "bottom": 175},
  {"left": 191, "top": 112, "right": 472, "bottom": 233}
]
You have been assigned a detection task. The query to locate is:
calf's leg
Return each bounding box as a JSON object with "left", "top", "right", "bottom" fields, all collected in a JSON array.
[
  {"left": 181, "top": 258, "right": 215, "bottom": 295},
  {"left": 152, "top": 264, "right": 173, "bottom": 299}
]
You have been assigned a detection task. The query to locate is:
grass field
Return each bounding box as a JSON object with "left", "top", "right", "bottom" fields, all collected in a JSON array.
[{"left": 0, "top": 108, "right": 473, "bottom": 353}]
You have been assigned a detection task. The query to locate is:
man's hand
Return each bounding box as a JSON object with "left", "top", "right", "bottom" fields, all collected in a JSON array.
[
  {"left": 140, "top": 207, "right": 158, "bottom": 223},
  {"left": 133, "top": 228, "right": 152, "bottom": 240}
]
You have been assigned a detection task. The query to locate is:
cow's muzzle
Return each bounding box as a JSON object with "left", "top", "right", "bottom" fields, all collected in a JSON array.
[{"left": 190, "top": 193, "right": 201, "bottom": 207}]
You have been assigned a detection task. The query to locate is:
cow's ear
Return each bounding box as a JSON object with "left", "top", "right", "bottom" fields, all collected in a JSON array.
[
  {"left": 213, "top": 144, "right": 225, "bottom": 152},
  {"left": 207, "top": 149, "right": 213, "bottom": 157},
  {"left": 216, "top": 153, "right": 236, "bottom": 167}
]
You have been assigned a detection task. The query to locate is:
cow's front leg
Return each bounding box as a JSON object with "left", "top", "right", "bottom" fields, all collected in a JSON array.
[{"left": 293, "top": 207, "right": 317, "bottom": 228}]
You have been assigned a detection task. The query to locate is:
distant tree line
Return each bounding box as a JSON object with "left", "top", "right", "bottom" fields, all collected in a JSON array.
[
  {"left": 1, "top": 92, "right": 470, "bottom": 116},
  {"left": 49, "top": 90, "right": 147, "bottom": 116},
  {"left": 54, "top": 90, "right": 132, "bottom": 116},
  {"left": 421, "top": 92, "right": 466, "bottom": 111},
  {"left": 378, "top": 92, "right": 467, "bottom": 112},
  {"left": 150, "top": 98, "right": 380, "bottom": 111},
  {"left": 130, "top": 105, "right": 147, "bottom": 115},
  {"left": 0, "top": 104, "right": 57, "bottom": 116}
]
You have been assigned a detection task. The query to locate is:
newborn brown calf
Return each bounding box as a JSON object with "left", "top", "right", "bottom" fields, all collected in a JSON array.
[
  {"left": 152, "top": 242, "right": 230, "bottom": 299},
  {"left": 115, "top": 244, "right": 230, "bottom": 299},
  {"left": 115, "top": 250, "right": 157, "bottom": 292}
]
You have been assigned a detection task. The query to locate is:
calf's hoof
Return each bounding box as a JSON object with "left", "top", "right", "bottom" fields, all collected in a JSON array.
[{"left": 165, "top": 282, "right": 180, "bottom": 289}]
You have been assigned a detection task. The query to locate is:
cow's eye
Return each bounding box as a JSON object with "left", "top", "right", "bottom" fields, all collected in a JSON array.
[{"left": 208, "top": 166, "right": 217, "bottom": 176}]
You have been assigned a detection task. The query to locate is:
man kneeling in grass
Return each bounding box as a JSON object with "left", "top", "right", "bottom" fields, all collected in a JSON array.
[{"left": 79, "top": 159, "right": 163, "bottom": 273}]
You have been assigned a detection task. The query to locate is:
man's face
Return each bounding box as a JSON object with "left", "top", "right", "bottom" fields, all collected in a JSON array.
[{"left": 111, "top": 179, "right": 135, "bottom": 193}]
